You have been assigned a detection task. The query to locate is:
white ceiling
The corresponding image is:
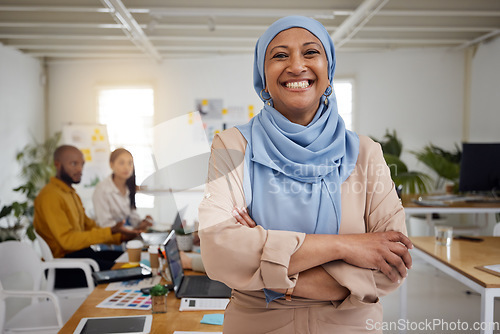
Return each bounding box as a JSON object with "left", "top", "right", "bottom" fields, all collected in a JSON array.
[{"left": 1, "top": 0, "right": 499, "bottom": 61}]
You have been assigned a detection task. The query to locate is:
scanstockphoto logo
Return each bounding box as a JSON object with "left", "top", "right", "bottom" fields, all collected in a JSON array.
[
  {"left": 366, "top": 319, "right": 500, "bottom": 333},
  {"left": 267, "top": 160, "right": 390, "bottom": 196}
]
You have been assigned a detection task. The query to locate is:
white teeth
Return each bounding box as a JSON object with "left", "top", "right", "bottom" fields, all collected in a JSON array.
[{"left": 286, "top": 81, "right": 310, "bottom": 89}]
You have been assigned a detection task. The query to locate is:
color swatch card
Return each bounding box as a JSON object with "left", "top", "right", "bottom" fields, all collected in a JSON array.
[{"left": 97, "top": 289, "right": 152, "bottom": 310}]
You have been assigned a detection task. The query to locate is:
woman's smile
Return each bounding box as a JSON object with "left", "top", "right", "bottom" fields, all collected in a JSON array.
[{"left": 283, "top": 79, "right": 312, "bottom": 89}]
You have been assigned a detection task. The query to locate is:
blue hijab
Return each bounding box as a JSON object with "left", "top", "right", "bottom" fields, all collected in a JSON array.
[{"left": 237, "top": 16, "right": 359, "bottom": 235}]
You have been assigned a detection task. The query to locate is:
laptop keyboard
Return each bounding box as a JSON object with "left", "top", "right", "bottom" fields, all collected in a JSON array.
[{"left": 186, "top": 276, "right": 211, "bottom": 293}]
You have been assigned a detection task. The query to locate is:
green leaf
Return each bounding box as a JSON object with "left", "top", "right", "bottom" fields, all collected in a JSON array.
[
  {"left": 0, "top": 205, "right": 13, "bottom": 219},
  {"left": 412, "top": 144, "right": 461, "bottom": 183},
  {"left": 26, "top": 224, "right": 36, "bottom": 241},
  {"left": 383, "top": 154, "right": 408, "bottom": 179},
  {"left": 150, "top": 284, "right": 168, "bottom": 296},
  {"left": 371, "top": 129, "right": 403, "bottom": 157},
  {"left": 393, "top": 171, "right": 433, "bottom": 194}
]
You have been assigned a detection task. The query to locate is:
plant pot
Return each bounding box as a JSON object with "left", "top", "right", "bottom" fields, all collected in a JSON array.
[
  {"left": 176, "top": 234, "right": 193, "bottom": 252},
  {"left": 151, "top": 295, "right": 167, "bottom": 313}
]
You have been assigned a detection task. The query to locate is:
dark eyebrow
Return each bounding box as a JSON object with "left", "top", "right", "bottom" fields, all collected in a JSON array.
[
  {"left": 269, "top": 45, "right": 288, "bottom": 55},
  {"left": 268, "top": 41, "right": 322, "bottom": 55}
]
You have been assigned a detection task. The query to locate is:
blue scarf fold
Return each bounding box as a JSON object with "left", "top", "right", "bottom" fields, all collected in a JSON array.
[{"left": 237, "top": 16, "right": 359, "bottom": 235}]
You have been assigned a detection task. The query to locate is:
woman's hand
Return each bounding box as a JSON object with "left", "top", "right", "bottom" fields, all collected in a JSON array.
[
  {"left": 293, "top": 266, "right": 350, "bottom": 301},
  {"left": 232, "top": 206, "right": 411, "bottom": 283},
  {"left": 231, "top": 207, "right": 256, "bottom": 228},
  {"left": 179, "top": 251, "right": 193, "bottom": 269},
  {"left": 111, "top": 220, "right": 141, "bottom": 241},
  {"left": 137, "top": 218, "right": 153, "bottom": 232},
  {"left": 338, "top": 232, "right": 412, "bottom": 283}
]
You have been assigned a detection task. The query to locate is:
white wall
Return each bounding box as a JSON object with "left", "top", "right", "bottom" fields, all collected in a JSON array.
[
  {"left": 336, "top": 48, "right": 465, "bottom": 171},
  {"left": 0, "top": 45, "right": 45, "bottom": 206},
  {"left": 46, "top": 40, "right": 500, "bottom": 226},
  {"left": 47, "top": 55, "right": 261, "bottom": 132},
  {"left": 469, "top": 37, "right": 500, "bottom": 142}
]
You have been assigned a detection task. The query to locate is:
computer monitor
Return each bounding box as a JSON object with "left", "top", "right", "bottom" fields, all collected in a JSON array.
[{"left": 459, "top": 143, "right": 500, "bottom": 193}]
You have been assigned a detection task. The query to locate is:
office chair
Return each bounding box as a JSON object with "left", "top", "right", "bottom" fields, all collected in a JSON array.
[
  {"left": 0, "top": 241, "right": 64, "bottom": 333},
  {"left": 34, "top": 231, "right": 99, "bottom": 299}
]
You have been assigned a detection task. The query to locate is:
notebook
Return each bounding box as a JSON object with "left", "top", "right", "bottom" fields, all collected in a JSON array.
[{"left": 163, "top": 230, "right": 231, "bottom": 299}]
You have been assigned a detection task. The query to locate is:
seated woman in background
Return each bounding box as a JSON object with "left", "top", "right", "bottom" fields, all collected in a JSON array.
[{"left": 93, "top": 148, "right": 152, "bottom": 232}]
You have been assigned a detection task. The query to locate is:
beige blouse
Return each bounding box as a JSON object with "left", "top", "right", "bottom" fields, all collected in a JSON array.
[
  {"left": 198, "top": 127, "right": 407, "bottom": 332},
  {"left": 92, "top": 175, "right": 142, "bottom": 228}
]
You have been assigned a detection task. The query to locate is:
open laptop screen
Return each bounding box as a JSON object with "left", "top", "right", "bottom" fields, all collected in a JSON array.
[{"left": 164, "top": 231, "right": 184, "bottom": 292}]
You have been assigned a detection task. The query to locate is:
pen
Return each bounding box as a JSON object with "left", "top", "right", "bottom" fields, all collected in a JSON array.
[
  {"left": 158, "top": 247, "right": 166, "bottom": 260},
  {"left": 157, "top": 247, "right": 164, "bottom": 274}
]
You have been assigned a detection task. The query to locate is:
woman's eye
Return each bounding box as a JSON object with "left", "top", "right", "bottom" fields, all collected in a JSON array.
[
  {"left": 305, "top": 49, "right": 320, "bottom": 56},
  {"left": 272, "top": 53, "right": 287, "bottom": 59}
]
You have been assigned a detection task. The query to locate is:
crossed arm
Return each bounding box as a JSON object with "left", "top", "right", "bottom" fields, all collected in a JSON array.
[{"left": 232, "top": 207, "right": 412, "bottom": 301}]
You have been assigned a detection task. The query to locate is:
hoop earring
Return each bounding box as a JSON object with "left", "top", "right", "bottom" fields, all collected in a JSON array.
[
  {"left": 323, "top": 84, "right": 333, "bottom": 106},
  {"left": 260, "top": 89, "right": 272, "bottom": 106}
]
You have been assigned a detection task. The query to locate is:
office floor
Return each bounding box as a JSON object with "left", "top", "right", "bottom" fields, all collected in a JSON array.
[{"left": 381, "top": 257, "right": 500, "bottom": 333}]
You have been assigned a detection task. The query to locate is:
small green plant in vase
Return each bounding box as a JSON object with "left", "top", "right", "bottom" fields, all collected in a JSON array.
[{"left": 150, "top": 284, "right": 168, "bottom": 313}]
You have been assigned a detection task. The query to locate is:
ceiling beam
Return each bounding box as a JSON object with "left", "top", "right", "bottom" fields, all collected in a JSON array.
[
  {"left": 0, "top": 22, "right": 123, "bottom": 29},
  {"left": 26, "top": 52, "right": 148, "bottom": 58},
  {"left": 331, "top": 0, "right": 389, "bottom": 48},
  {"left": 454, "top": 29, "right": 500, "bottom": 50},
  {"left": 1, "top": 5, "right": 498, "bottom": 18},
  {"left": 363, "top": 26, "right": 497, "bottom": 33},
  {"left": 0, "top": 5, "right": 112, "bottom": 13},
  {"left": 349, "top": 38, "right": 468, "bottom": 45},
  {"left": 148, "top": 8, "right": 338, "bottom": 19},
  {"left": 100, "top": 0, "right": 161, "bottom": 62},
  {"left": 0, "top": 34, "right": 129, "bottom": 40},
  {"left": 1, "top": 22, "right": 494, "bottom": 35},
  {"left": 10, "top": 44, "right": 138, "bottom": 51},
  {"left": 377, "top": 10, "right": 500, "bottom": 17}
]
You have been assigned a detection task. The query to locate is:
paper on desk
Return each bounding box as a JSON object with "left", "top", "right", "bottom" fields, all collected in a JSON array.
[
  {"left": 476, "top": 264, "right": 500, "bottom": 278},
  {"left": 179, "top": 298, "right": 229, "bottom": 311},
  {"left": 200, "top": 314, "right": 224, "bottom": 326},
  {"left": 105, "top": 275, "right": 161, "bottom": 291},
  {"left": 483, "top": 264, "right": 500, "bottom": 273}
]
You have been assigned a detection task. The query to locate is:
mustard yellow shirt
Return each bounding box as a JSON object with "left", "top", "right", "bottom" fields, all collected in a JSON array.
[{"left": 34, "top": 177, "right": 122, "bottom": 258}]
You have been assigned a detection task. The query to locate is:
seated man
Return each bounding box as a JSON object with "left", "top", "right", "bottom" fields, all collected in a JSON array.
[{"left": 34, "top": 145, "right": 141, "bottom": 288}]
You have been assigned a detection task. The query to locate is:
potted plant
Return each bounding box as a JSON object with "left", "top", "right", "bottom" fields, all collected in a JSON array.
[
  {"left": 371, "top": 130, "right": 433, "bottom": 195},
  {"left": 150, "top": 284, "right": 168, "bottom": 313},
  {"left": 0, "top": 202, "right": 29, "bottom": 242},
  {"left": 175, "top": 227, "right": 193, "bottom": 252},
  {"left": 0, "top": 132, "right": 61, "bottom": 242},
  {"left": 411, "top": 144, "right": 461, "bottom": 193}
]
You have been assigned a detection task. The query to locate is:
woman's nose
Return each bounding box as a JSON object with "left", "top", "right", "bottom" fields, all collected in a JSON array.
[{"left": 287, "top": 54, "right": 306, "bottom": 74}]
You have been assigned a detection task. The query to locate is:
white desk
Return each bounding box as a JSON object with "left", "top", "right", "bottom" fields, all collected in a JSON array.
[
  {"left": 402, "top": 195, "right": 500, "bottom": 235},
  {"left": 400, "top": 237, "right": 500, "bottom": 334}
]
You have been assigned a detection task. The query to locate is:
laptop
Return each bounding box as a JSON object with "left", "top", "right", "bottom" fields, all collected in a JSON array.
[
  {"left": 163, "top": 230, "right": 231, "bottom": 298},
  {"left": 140, "top": 206, "right": 187, "bottom": 247}
]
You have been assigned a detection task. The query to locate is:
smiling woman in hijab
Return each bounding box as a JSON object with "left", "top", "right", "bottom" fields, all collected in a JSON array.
[{"left": 199, "top": 16, "right": 412, "bottom": 333}]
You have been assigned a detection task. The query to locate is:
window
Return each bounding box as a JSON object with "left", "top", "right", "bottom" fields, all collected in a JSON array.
[
  {"left": 334, "top": 80, "right": 354, "bottom": 131},
  {"left": 97, "top": 87, "right": 155, "bottom": 208}
]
